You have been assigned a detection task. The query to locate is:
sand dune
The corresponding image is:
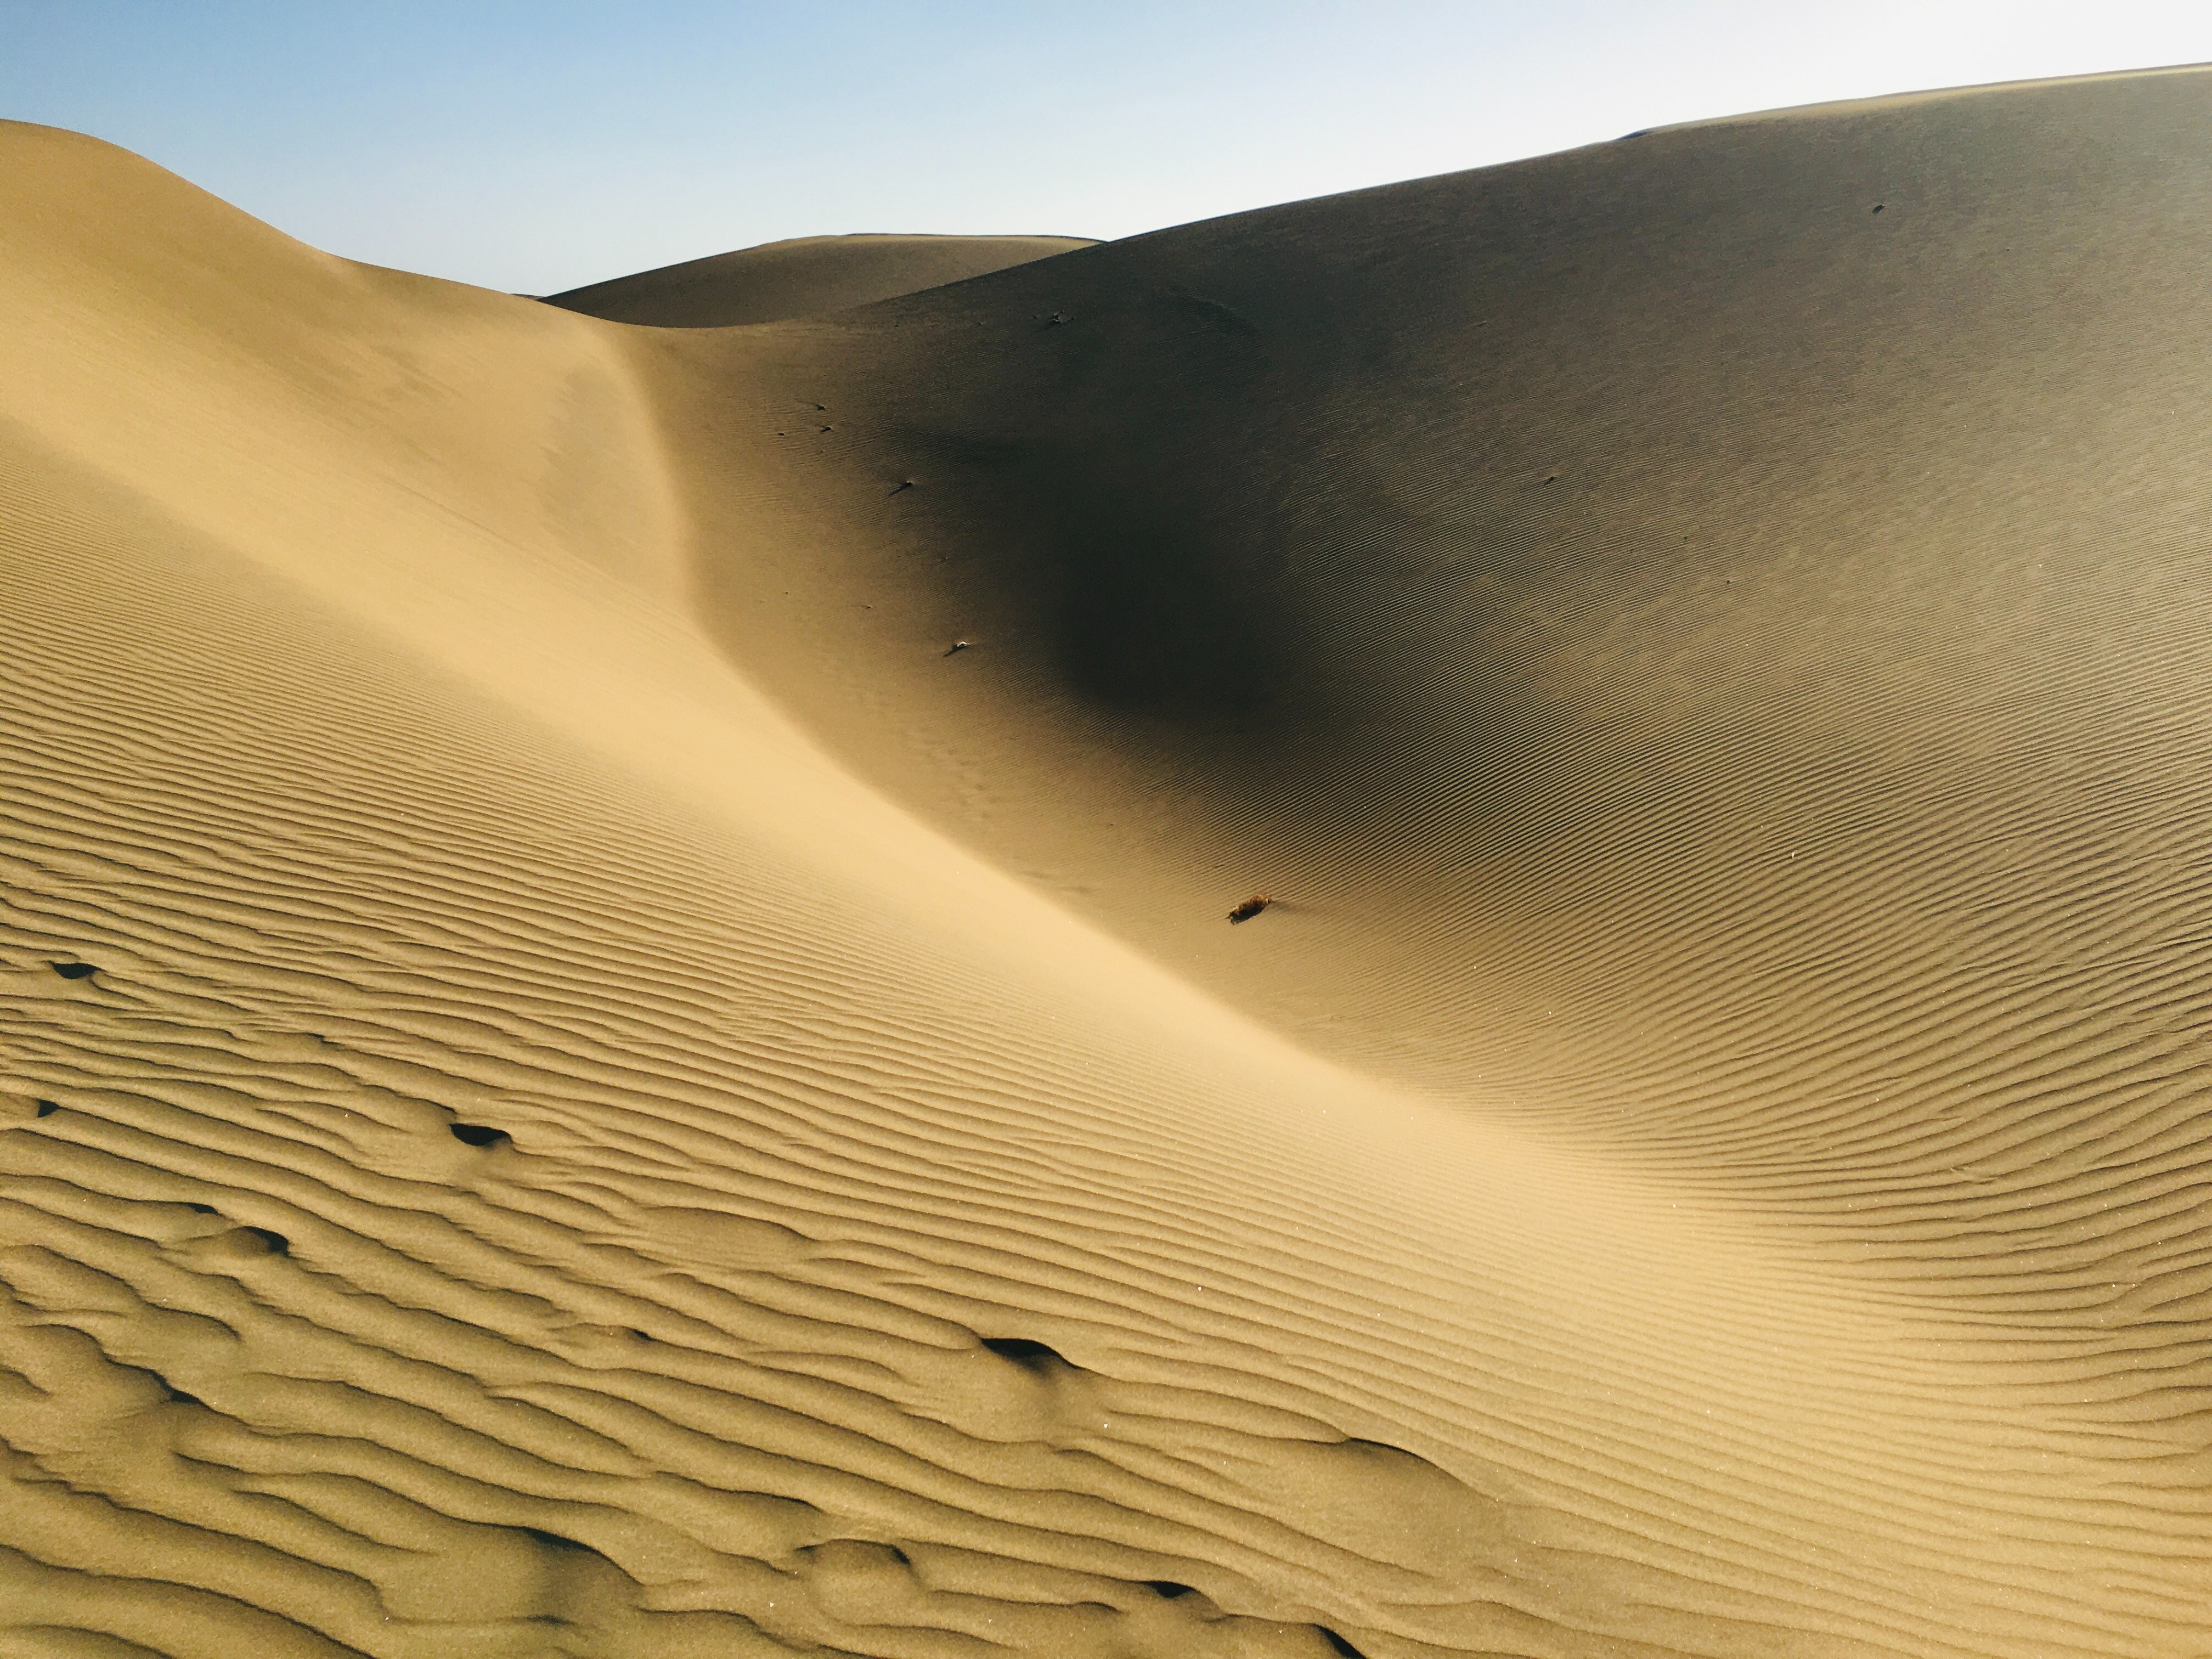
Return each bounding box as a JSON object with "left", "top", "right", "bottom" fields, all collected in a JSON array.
[
  {"left": 4, "top": 66, "right": 2211, "bottom": 1659},
  {"left": 543, "top": 234, "right": 1094, "bottom": 328}
]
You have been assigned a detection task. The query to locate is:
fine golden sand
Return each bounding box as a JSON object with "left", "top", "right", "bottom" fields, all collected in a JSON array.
[{"left": 5, "top": 66, "right": 2212, "bottom": 1658}]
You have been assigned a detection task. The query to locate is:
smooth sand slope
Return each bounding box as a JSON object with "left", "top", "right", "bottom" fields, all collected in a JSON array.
[
  {"left": 543, "top": 235, "right": 1094, "bottom": 328},
  {"left": 3, "top": 66, "right": 2211, "bottom": 1659}
]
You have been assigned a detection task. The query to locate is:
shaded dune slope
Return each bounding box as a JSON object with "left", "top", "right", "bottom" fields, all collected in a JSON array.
[
  {"left": 648, "top": 67, "right": 2212, "bottom": 1292},
  {"left": 0, "top": 73, "right": 2207, "bottom": 1659},
  {"left": 543, "top": 234, "right": 1094, "bottom": 328}
]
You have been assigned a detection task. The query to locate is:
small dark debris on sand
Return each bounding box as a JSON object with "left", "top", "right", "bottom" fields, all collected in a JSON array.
[
  {"left": 1228, "top": 895, "right": 1271, "bottom": 924},
  {"left": 49, "top": 961, "right": 97, "bottom": 980}
]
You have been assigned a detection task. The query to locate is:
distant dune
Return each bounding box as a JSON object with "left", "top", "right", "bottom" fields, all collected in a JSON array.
[
  {"left": 5, "top": 66, "right": 2212, "bottom": 1659},
  {"left": 543, "top": 233, "right": 1095, "bottom": 327}
]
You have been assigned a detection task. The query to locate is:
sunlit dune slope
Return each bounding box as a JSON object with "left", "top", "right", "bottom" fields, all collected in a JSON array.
[
  {"left": 2, "top": 66, "right": 2210, "bottom": 1659},
  {"left": 543, "top": 233, "right": 1094, "bottom": 327}
]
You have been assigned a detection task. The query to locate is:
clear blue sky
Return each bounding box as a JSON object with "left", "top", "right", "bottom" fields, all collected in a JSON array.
[{"left": 5, "top": 2, "right": 2208, "bottom": 294}]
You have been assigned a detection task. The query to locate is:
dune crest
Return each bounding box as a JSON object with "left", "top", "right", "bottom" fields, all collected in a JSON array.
[
  {"left": 5, "top": 69, "right": 2212, "bottom": 1659},
  {"left": 543, "top": 233, "right": 1095, "bottom": 328}
]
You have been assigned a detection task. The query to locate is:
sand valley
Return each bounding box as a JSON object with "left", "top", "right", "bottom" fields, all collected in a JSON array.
[{"left": 4, "top": 66, "right": 2212, "bottom": 1658}]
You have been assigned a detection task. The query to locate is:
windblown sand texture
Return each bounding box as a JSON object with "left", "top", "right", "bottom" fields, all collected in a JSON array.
[{"left": 5, "top": 65, "right": 2212, "bottom": 1659}]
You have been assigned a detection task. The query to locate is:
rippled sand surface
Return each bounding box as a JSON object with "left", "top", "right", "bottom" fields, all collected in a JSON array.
[{"left": 4, "top": 68, "right": 2211, "bottom": 1658}]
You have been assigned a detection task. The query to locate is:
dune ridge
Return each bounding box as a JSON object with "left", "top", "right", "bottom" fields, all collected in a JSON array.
[
  {"left": 4, "top": 67, "right": 2211, "bottom": 1659},
  {"left": 543, "top": 234, "right": 1096, "bottom": 329}
]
